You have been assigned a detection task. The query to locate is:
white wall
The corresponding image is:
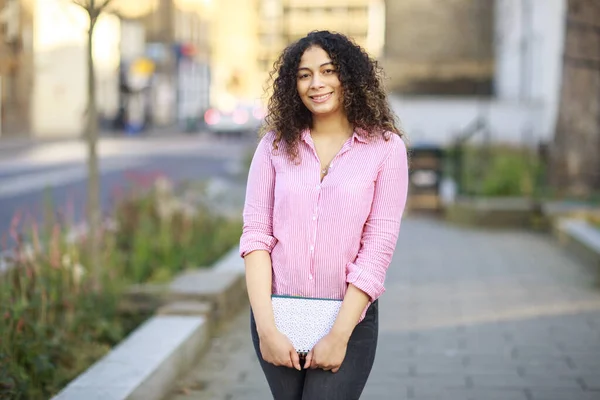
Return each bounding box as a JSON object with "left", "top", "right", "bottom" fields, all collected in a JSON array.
[
  {"left": 31, "top": 0, "right": 120, "bottom": 138},
  {"left": 390, "top": 95, "right": 544, "bottom": 146},
  {"left": 392, "top": 0, "right": 567, "bottom": 147},
  {"left": 494, "top": 0, "right": 567, "bottom": 139}
]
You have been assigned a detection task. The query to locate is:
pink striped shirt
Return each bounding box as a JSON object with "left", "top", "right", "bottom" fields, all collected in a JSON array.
[{"left": 240, "top": 128, "right": 409, "bottom": 320}]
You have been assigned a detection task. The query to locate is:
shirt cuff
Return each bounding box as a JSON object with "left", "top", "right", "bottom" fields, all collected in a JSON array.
[
  {"left": 345, "top": 261, "right": 386, "bottom": 302},
  {"left": 239, "top": 234, "right": 277, "bottom": 258}
]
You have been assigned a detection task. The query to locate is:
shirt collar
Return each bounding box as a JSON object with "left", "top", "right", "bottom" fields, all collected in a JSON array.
[
  {"left": 301, "top": 128, "right": 368, "bottom": 144},
  {"left": 352, "top": 128, "right": 369, "bottom": 143},
  {"left": 301, "top": 128, "right": 311, "bottom": 143}
]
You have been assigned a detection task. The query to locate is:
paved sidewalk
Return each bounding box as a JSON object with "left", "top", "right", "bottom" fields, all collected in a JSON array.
[
  {"left": 0, "top": 129, "right": 207, "bottom": 159},
  {"left": 169, "top": 217, "right": 600, "bottom": 400}
]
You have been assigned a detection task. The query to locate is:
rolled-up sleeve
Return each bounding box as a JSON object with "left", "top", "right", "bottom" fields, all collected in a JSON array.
[
  {"left": 239, "top": 134, "right": 278, "bottom": 258},
  {"left": 346, "top": 135, "right": 409, "bottom": 301}
]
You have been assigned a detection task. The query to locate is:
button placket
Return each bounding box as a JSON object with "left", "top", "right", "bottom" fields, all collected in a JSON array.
[{"left": 309, "top": 184, "right": 322, "bottom": 281}]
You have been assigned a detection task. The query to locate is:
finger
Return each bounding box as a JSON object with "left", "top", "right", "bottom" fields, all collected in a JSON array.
[
  {"left": 332, "top": 366, "right": 340, "bottom": 373},
  {"left": 290, "top": 350, "right": 301, "bottom": 371},
  {"left": 272, "top": 357, "right": 283, "bottom": 367},
  {"left": 303, "top": 352, "right": 312, "bottom": 370},
  {"left": 309, "top": 352, "right": 319, "bottom": 369},
  {"left": 310, "top": 356, "right": 319, "bottom": 369}
]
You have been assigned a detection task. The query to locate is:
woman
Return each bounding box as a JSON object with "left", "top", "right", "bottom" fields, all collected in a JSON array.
[{"left": 239, "top": 30, "right": 409, "bottom": 399}]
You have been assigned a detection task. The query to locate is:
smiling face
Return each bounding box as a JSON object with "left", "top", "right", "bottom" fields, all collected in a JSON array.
[{"left": 296, "top": 46, "right": 344, "bottom": 119}]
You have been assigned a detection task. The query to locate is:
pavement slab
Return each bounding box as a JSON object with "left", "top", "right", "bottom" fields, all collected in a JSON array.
[{"left": 168, "top": 217, "right": 600, "bottom": 400}]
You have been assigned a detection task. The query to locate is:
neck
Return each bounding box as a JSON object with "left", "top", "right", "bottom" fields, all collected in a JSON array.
[{"left": 311, "top": 112, "right": 353, "bottom": 139}]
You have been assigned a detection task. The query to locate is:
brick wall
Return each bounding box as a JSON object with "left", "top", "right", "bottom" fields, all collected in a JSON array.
[
  {"left": 550, "top": 0, "right": 600, "bottom": 196},
  {"left": 382, "top": 0, "right": 494, "bottom": 95}
]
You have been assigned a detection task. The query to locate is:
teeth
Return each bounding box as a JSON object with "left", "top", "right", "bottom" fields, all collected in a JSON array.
[{"left": 312, "top": 93, "right": 330, "bottom": 100}]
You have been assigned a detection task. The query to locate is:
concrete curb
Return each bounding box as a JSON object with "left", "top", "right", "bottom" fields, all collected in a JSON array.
[
  {"left": 52, "top": 246, "right": 247, "bottom": 400},
  {"left": 52, "top": 316, "right": 208, "bottom": 400},
  {"left": 555, "top": 218, "right": 600, "bottom": 274},
  {"left": 444, "top": 197, "right": 539, "bottom": 229}
]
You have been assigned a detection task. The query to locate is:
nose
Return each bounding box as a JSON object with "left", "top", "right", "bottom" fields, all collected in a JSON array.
[{"left": 310, "top": 74, "right": 324, "bottom": 90}]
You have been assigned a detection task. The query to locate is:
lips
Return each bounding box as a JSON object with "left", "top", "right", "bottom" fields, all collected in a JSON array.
[{"left": 309, "top": 92, "right": 333, "bottom": 103}]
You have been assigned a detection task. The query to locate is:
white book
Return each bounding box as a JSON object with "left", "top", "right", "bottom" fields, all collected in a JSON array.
[{"left": 271, "top": 295, "right": 343, "bottom": 355}]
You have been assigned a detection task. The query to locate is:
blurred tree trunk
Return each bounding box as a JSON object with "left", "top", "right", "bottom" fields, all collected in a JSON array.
[
  {"left": 72, "top": 0, "right": 114, "bottom": 289},
  {"left": 550, "top": 0, "right": 600, "bottom": 197}
]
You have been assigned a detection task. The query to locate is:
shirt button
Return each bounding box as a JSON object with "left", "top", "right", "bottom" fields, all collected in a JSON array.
[
  {"left": 316, "top": 185, "right": 321, "bottom": 190},
  {"left": 310, "top": 246, "right": 314, "bottom": 251},
  {"left": 312, "top": 215, "right": 316, "bottom": 220},
  {"left": 309, "top": 274, "right": 313, "bottom": 280}
]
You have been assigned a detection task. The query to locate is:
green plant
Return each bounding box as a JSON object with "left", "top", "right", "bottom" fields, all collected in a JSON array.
[
  {"left": 113, "top": 177, "right": 242, "bottom": 284},
  {"left": 480, "top": 152, "right": 537, "bottom": 197},
  {"left": 449, "top": 144, "right": 545, "bottom": 198},
  {"left": 0, "top": 176, "right": 242, "bottom": 399},
  {"left": 0, "top": 220, "right": 126, "bottom": 399}
]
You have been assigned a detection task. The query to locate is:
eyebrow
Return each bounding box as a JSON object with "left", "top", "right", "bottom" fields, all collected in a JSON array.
[{"left": 298, "top": 62, "right": 334, "bottom": 71}]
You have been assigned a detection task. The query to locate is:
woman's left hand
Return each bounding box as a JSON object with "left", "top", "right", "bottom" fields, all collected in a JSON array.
[{"left": 304, "top": 332, "right": 349, "bottom": 373}]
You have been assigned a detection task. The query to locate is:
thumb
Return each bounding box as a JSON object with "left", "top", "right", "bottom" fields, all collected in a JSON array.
[
  {"left": 290, "top": 348, "right": 301, "bottom": 371},
  {"left": 303, "top": 351, "right": 313, "bottom": 370}
]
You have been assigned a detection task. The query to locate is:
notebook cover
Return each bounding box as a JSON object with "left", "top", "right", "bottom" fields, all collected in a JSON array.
[{"left": 271, "top": 295, "right": 343, "bottom": 354}]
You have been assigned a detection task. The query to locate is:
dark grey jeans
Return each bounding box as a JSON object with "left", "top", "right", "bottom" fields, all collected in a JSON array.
[{"left": 250, "top": 300, "right": 379, "bottom": 400}]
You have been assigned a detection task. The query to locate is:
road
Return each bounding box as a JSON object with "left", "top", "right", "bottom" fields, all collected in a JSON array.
[{"left": 0, "top": 134, "right": 255, "bottom": 250}]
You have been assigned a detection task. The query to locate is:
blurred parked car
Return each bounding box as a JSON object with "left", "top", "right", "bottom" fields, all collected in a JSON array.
[{"left": 202, "top": 103, "right": 266, "bottom": 138}]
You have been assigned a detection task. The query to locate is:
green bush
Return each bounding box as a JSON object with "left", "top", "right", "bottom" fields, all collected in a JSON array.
[
  {"left": 0, "top": 225, "right": 127, "bottom": 399},
  {"left": 113, "top": 177, "right": 242, "bottom": 283},
  {"left": 479, "top": 151, "right": 540, "bottom": 197},
  {"left": 448, "top": 144, "right": 544, "bottom": 198},
  {"left": 0, "top": 177, "right": 242, "bottom": 399}
]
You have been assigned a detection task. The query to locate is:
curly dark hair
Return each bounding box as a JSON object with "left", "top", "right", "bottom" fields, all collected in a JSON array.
[{"left": 261, "top": 30, "right": 402, "bottom": 161}]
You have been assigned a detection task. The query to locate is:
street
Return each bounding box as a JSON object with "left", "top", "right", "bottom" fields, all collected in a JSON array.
[{"left": 0, "top": 134, "right": 256, "bottom": 250}]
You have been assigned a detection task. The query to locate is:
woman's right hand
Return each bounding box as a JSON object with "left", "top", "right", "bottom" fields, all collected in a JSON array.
[{"left": 258, "top": 327, "right": 301, "bottom": 370}]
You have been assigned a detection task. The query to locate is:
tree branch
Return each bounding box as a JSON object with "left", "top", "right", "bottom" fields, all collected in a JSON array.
[
  {"left": 70, "top": 0, "right": 115, "bottom": 18},
  {"left": 71, "top": 0, "right": 90, "bottom": 11},
  {"left": 97, "top": 0, "right": 116, "bottom": 13},
  {"left": 62, "top": 0, "right": 91, "bottom": 32}
]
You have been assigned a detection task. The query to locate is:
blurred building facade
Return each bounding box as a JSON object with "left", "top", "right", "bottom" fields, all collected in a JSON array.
[
  {"left": 0, "top": 0, "right": 212, "bottom": 139},
  {"left": 386, "top": 0, "right": 569, "bottom": 149},
  {"left": 209, "top": 0, "right": 261, "bottom": 109},
  {"left": 550, "top": 0, "right": 600, "bottom": 195},
  {"left": 0, "top": 0, "right": 34, "bottom": 137},
  {"left": 29, "top": 0, "right": 121, "bottom": 138},
  {"left": 383, "top": 0, "right": 494, "bottom": 95},
  {"left": 118, "top": 0, "right": 212, "bottom": 133},
  {"left": 0, "top": 0, "right": 586, "bottom": 155},
  {"left": 494, "top": 0, "right": 567, "bottom": 143},
  {"left": 256, "top": 0, "right": 385, "bottom": 85}
]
